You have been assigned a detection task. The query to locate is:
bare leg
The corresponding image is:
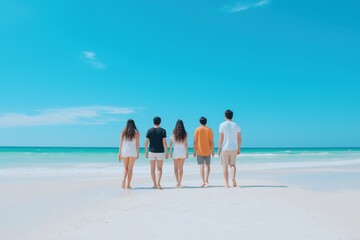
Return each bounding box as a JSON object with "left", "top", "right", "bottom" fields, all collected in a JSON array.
[
  {"left": 200, "top": 164, "right": 205, "bottom": 187},
  {"left": 156, "top": 160, "right": 164, "bottom": 189},
  {"left": 173, "top": 159, "right": 180, "bottom": 187},
  {"left": 126, "top": 157, "right": 136, "bottom": 189},
  {"left": 205, "top": 164, "right": 210, "bottom": 185},
  {"left": 231, "top": 165, "right": 237, "bottom": 187},
  {"left": 150, "top": 160, "right": 157, "bottom": 188},
  {"left": 122, "top": 158, "right": 129, "bottom": 189},
  {"left": 178, "top": 158, "right": 185, "bottom": 187},
  {"left": 223, "top": 166, "right": 230, "bottom": 188}
]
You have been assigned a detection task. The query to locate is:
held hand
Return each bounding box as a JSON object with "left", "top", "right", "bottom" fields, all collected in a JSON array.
[
  {"left": 118, "top": 153, "right": 122, "bottom": 162},
  {"left": 165, "top": 153, "right": 169, "bottom": 160},
  {"left": 217, "top": 151, "right": 221, "bottom": 157},
  {"left": 145, "top": 152, "right": 149, "bottom": 158},
  {"left": 237, "top": 149, "right": 240, "bottom": 155},
  {"left": 193, "top": 152, "right": 197, "bottom": 157},
  {"left": 136, "top": 153, "right": 139, "bottom": 159},
  {"left": 169, "top": 152, "right": 172, "bottom": 159},
  {"left": 212, "top": 152, "right": 215, "bottom": 157},
  {"left": 186, "top": 153, "right": 189, "bottom": 159}
]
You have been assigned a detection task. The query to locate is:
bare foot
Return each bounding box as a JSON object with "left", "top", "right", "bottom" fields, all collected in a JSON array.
[
  {"left": 157, "top": 184, "right": 163, "bottom": 190},
  {"left": 152, "top": 185, "right": 157, "bottom": 189},
  {"left": 176, "top": 183, "right": 181, "bottom": 188},
  {"left": 122, "top": 181, "right": 126, "bottom": 189},
  {"left": 225, "top": 184, "right": 230, "bottom": 188},
  {"left": 232, "top": 179, "right": 237, "bottom": 187},
  {"left": 127, "top": 186, "right": 132, "bottom": 189},
  {"left": 201, "top": 182, "right": 206, "bottom": 187}
]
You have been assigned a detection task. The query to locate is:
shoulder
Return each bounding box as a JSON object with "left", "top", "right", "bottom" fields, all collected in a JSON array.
[
  {"left": 219, "top": 122, "right": 226, "bottom": 128},
  {"left": 146, "top": 128, "right": 153, "bottom": 135}
]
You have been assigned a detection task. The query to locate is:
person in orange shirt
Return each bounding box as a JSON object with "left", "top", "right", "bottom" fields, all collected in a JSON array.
[{"left": 193, "top": 117, "right": 214, "bottom": 187}]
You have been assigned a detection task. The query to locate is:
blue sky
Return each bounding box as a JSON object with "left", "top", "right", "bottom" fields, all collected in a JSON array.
[{"left": 0, "top": 0, "right": 359, "bottom": 147}]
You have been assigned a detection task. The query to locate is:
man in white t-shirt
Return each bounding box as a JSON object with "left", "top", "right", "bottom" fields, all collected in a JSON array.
[{"left": 217, "top": 110, "right": 242, "bottom": 188}]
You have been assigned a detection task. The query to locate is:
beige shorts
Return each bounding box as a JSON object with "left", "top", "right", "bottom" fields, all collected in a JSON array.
[
  {"left": 221, "top": 150, "right": 237, "bottom": 167},
  {"left": 149, "top": 152, "right": 164, "bottom": 161}
]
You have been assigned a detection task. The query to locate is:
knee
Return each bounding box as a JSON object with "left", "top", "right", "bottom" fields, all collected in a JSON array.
[{"left": 158, "top": 168, "right": 163, "bottom": 172}]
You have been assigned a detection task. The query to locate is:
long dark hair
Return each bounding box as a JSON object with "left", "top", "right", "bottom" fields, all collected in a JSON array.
[
  {"left": 122, "top": 119, "right": 138, "bottom": 141},
  {"left": 173, "top": 119, "right": 187, "bottom": 142}
]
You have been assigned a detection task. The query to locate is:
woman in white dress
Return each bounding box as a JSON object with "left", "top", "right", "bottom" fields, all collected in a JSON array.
[
  {"left": 169, "top": 119, "right": 188, "bottom": 187},
  {"left": 118, "top": 119, "right": 140, "bottom": 189}
]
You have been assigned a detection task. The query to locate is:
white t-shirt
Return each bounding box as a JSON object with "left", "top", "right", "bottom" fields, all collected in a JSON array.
[{"left": 219, "top": 121, "right": 241, "bottom": 151}]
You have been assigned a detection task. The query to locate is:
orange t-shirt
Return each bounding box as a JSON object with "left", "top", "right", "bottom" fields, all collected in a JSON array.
[{"left": 194, "top": 126, "right": 214, "bottom": 156}]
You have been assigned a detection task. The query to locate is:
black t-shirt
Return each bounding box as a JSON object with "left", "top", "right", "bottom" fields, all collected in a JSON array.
[{"left": 146, "top": 127, "right": 167, "bottom": 153}]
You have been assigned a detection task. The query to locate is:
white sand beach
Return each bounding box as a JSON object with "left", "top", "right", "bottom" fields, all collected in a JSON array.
[{"left": 1, "top": 161, "right": 360, "bottom": 240}]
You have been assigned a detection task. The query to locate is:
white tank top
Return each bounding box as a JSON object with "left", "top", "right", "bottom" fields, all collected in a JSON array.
[
  {"left": 171, "top": 134, "right": 186, "bottom": 154},
  {"left": 121, "top": 137, "right": 137, "bottom": 157}
]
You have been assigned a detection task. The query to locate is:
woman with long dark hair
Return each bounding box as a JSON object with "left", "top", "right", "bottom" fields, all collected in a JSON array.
[
  {"left": 169, "top": 119, "right": 188, "bottom": 187},
  {"left": 118, "top": 119, "right": 140, "bottom": 189}
]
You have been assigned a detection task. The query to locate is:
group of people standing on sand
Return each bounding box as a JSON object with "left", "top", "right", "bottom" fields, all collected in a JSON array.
[{"left": 118, "top": 110, "right": 242, "bottom": 190}]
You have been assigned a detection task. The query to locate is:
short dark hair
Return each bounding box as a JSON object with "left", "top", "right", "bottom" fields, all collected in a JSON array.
[
  {"left": 225, "top": 110, "right": 233, "bottom": 120},
  {"left": 199, "top": 117, "right": 207, "bottom": 125},
  {"left": 153, "top": 116, "right": 161, "bottom": 125}
]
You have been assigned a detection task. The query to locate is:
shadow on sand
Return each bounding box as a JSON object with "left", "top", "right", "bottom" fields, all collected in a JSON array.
[
  {"left": 130, "top": 185, "right": 232, "bottom": 190},
  {"left": 128, "top": 185, "right": 289, "bottom": 191},
  {"left": 240, "top": 185, "right": 288, "bottom": 188}
]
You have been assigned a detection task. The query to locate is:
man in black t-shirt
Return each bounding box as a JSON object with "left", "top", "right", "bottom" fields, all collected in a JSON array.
[{"left": 145, "top": 116, "right": 169, "bottom": 189}]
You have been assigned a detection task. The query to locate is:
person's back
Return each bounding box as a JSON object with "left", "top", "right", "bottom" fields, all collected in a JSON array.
[
  {"left": 147, "top": 127, "right": 166, "bottom": 153},
  {"left": 219, "top": 121, "right": 240, "bottom": 151},
  {"left": 194, "top": 125, "right": 213, "bottom": 156},
  {"left": 193, "top": 117, "right": 214, "bottom": 187},
  {"left": 145, "top": 116, "right": 168, "bottom": 189},
  {"left": 218, "top": 110, "right": 241, "bottom": 188}
]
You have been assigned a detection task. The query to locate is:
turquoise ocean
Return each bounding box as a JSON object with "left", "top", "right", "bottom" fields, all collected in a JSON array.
[{"left": 1, "top": 147, "right": 360, "bottom": 179}]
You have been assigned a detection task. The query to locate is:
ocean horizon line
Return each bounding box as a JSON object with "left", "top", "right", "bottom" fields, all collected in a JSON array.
[{"left": 1, "top": 146, "right": 359, "bottom": 150}]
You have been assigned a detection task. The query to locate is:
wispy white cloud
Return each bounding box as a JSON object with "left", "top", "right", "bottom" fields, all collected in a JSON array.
[
  {"left": 255, "top": 0, "right": 269, "bottom": 7},
  {"left": 0, "top": 106, "right": 137, "bottom": 128},
  {"left": 222, "top": 0, "right": 270, "bottom": 13},
  {"left": 83, "top": 51, "right": 96, "bottom": 60},
  {"left": 82, "top": 51, "right": 106, "bottom": 69}
]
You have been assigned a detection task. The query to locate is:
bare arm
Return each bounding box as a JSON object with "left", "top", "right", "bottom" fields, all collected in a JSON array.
[
  {"left": 193, "top": 137, "right": 197, "bottom": 157},
  {"left": 163, "top": 138, "right": 169, "bottom": 159},
  {"left": 169, "top": 138, "right": 173, "bottom": 158},
  {"left": 145, "top": 138, "right": 149, "bottom": 158},
  {"left": 135, "top": 132, "right": 140, "bottom": 159},
  {"left": 118, "top": 132, "right": 124, "bottom": 161},
  {"left": 217, "top": 132, "right": 224, "bottom": 156},
  {"left": 185, "top": 135, "right": 189, "bottom": 159},
  {"left": 237, "top": 132, "right": 242, "bottom": 155},
  {"left": 210, "top": 138, "right": 215, "bottom": 157}
]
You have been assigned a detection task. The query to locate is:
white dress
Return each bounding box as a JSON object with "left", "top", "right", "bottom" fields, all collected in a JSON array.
[
  {"left": 171, "top": 134, "right": 187, "bottom": 159},
  {"left": 121, "top": 138, "right": 137, "bottom": 158}
]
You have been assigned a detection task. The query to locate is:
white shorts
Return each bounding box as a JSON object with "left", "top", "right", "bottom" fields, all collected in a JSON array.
[{"left": 149, "top": 152, "right": 164, "bottom": 161}]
